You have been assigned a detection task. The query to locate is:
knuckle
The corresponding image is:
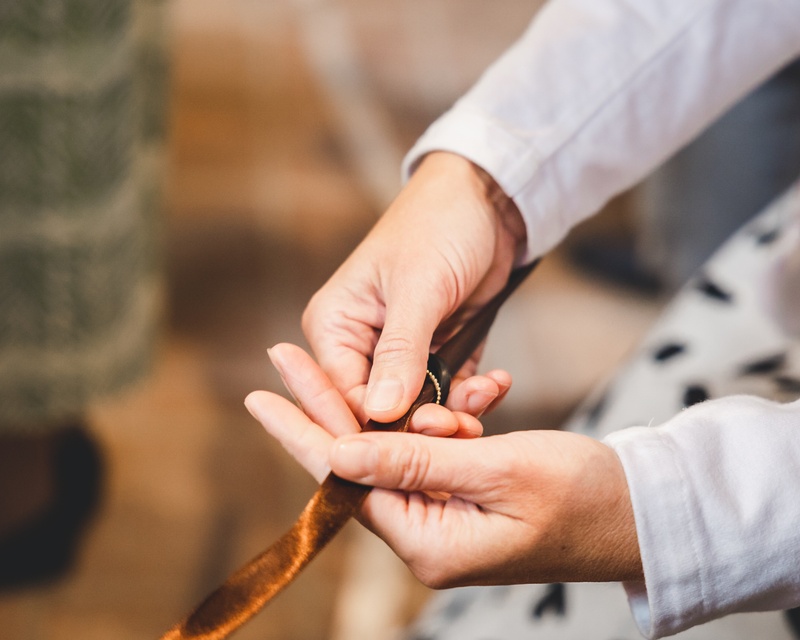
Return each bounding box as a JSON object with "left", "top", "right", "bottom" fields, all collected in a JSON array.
[
  {"left": 373, "top": 334, "right": 418, "bottom": 367},
  {"left": 392, "top": 440, "right": 433, "bottom": 490}
]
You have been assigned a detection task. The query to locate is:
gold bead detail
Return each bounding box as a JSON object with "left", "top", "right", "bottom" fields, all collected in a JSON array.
[{"left": 425, "top": 370, "right": 442, "bottom": 405}]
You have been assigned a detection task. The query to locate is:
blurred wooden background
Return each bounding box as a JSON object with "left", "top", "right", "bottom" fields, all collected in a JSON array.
[{"left": 0, "top": 1, "right": 661, "bottom": 638}]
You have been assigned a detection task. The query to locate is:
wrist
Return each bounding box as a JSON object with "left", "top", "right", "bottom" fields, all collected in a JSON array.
[
  {"left": 416, "top": 152, "right": 528, "bottom": 266},
  {"left": 470, "top": 161, "right": 528, "bottom": 266},
  {"left": 576, "top": 440, "right": 644, "bottom": 582}
]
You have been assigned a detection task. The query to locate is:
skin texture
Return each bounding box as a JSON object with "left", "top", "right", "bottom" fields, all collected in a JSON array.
[
  {"left": 293, "top": 151, "right": 642, "bottom": 588},
  {"left": 302, "top": 151, "right": 527, "bottom": 425},
  {"left": 246, "top": 344, "right": 643, "bottom": 589}
]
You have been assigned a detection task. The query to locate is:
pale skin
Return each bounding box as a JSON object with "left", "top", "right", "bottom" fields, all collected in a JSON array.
[
  {"left": 301, "top": 151, "right": 527, "bottom": 425},
  {"left": 263, "top": 150, "right": 644, "bottom": 587},
  {"left": 246, "top": 343, "right": 642, "bottom": 588}
]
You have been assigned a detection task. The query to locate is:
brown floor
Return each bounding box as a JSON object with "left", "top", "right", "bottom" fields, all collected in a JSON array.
[{"left": 0, "top": 2, "right": 665, "bottom": 638}]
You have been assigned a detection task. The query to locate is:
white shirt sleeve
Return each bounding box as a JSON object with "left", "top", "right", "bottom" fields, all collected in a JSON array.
[
  {"left": 401, "top": 2, "right": 800, "bottom": 636},
  {"left": 604, "top": 396, "right": 800, "bottom": 639},
  {"left": 402, "top": 0, "right": 800, "bottom": 264}
]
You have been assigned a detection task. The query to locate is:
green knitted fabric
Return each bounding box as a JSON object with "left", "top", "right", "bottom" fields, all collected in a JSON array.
[{"left": 0, "top": 0, "right": 168, "bottom": 430}]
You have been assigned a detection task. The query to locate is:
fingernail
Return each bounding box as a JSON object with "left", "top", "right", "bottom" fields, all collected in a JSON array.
[
  {"left": 365, "top": 379, "right": 404, "bottom": 413},
  {"left": 467, "top": 390, "right": 494, "bottom": 416},
  {"left": 332, "top": 438, "right": 378, "bottom": 481},
  {"left": 244, "top": 393, "right": 260, "bottom": 420},
  {"left": 267, "top": 347, "right": 299, "bottom": 403},
  {"left": 267, "top": 347, "right": 281, "bottom": 372}
]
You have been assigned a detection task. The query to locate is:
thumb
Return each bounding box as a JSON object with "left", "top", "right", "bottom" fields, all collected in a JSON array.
[
  {"left": 365, "top": 289, "right": 444, "bottom": 422},
  {"left": 330, "top": 432, "right": 481, "bottom": 495}
]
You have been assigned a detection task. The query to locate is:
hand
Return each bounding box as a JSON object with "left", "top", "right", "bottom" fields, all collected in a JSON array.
[
  {"left": 256, "top": 342, "right": 511, "bottom": 451},
  {"left": 302, "top": 152, "right": 527, "bottom": 424},
  {"left": 246, "top": 343, "right": 643, "bottom": 588}
]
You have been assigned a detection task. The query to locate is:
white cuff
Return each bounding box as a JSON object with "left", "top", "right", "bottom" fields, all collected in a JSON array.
[{"left": 605, "top": 396, "right": 800, "bottom": 638}]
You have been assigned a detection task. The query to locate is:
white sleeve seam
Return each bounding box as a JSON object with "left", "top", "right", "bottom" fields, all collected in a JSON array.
[{"left": 660, "top": 426, "right": 711, "bottom": 625}]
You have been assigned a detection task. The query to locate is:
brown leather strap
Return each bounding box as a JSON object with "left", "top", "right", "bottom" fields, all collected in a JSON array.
[{"left": 160, "top": 261, "right": 538, "bottom": 640}]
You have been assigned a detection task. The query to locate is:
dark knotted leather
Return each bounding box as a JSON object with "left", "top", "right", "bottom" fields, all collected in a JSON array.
[{"left": 160, "top": 261, "right": 538, "bottom": 640}]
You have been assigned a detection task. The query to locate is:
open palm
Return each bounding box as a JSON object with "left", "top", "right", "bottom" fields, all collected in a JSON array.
[{"left": 246, "top": 343, "right": 642, "bottom": 588}]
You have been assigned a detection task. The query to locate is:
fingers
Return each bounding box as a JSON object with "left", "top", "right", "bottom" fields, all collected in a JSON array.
[
  {"left": 407, "top": 403, "right": 483, "bottom": 438},
  {"left": 446, "top": 369, "right": 512, "bottom": 417},
  {"left": 341, "top": 429, "right": 643, "bottom": 587},
  {"left": 402, "top": 369, "right": 512, "bottom": 439},
  {"left": 301, "top": 152, "right": 524, "bottom": 428},
  {"left": 259, "top": 344, "right": 507, "bottom": 488},
  {"left": 301, "top": 294, "right": 376, "bottom": 423},
  {"left": 245, "top": 390, "right": 332, "bottom": 483},
  {"left": 330, "top": 431, "right": 496, "bottom": 498},
  {"left": 267, "top": 343, "right": 361, "bottom": 437},
  {"left": 364, "top": 289, "right": 443, "bottom": 422},
  {"left": 245, "top": 342, "right": 364, "bottom": 483},
  {"left": 310, "top": 342, "right": 370, "bottom": 423}
]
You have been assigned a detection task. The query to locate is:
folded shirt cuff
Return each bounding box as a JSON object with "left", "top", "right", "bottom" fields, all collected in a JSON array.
[
  {"left": 605, "top": 425, "right": 709, "bottom": 638},
  {"left": 401, "top": 107, "right": 569, "bottom": 265}
]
